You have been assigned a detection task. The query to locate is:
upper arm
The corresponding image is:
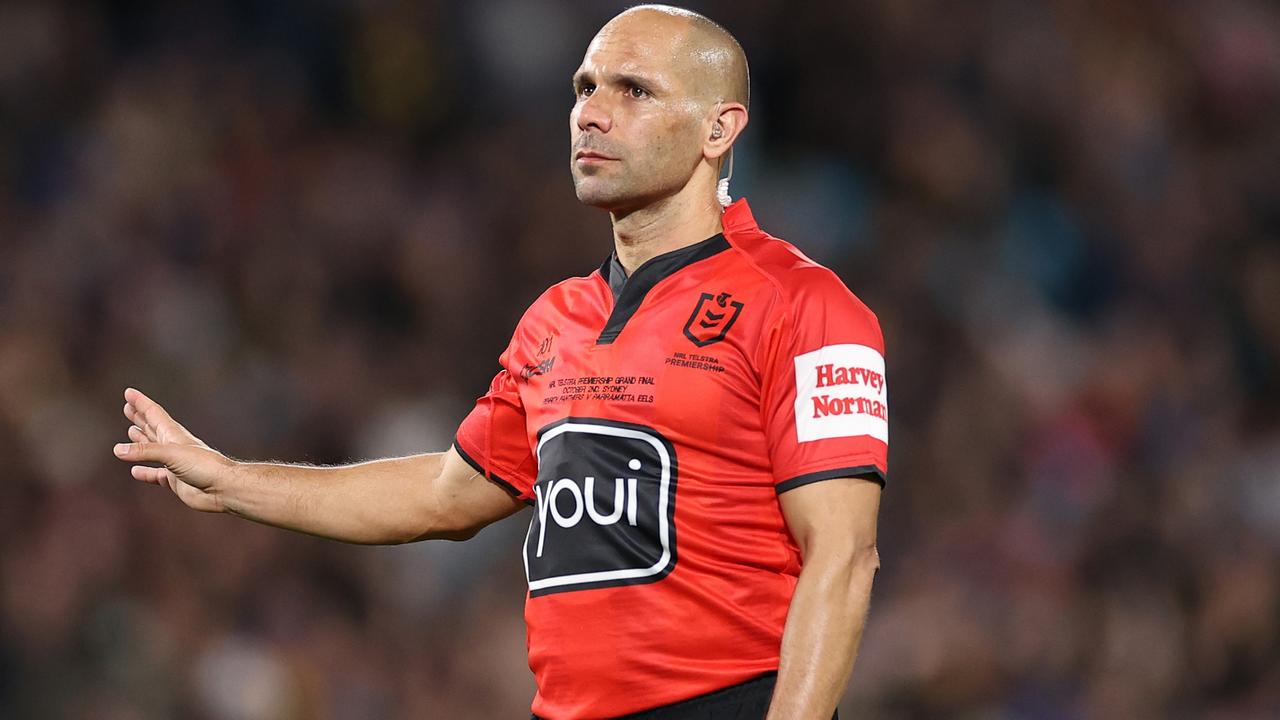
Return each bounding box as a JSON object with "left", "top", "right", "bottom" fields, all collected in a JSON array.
[
  {"left": 761, "top": 269, "right": 887, "bottom": 564},
  {"left": 432, "top": 317, "right": 541, "bottom": 539},
  {"left": 760, "top": 268, "right": 889, "bottom": 493},
  {"left": 778, "top": 476, "right": 881, "bottom": 562},
  {"left": 418, "top": 447, "right": 527, "bottom": 541}
]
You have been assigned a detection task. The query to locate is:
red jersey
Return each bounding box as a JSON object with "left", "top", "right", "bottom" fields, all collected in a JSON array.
[{"left": 454, "top": 198, "right": 888, "bottom": 719}]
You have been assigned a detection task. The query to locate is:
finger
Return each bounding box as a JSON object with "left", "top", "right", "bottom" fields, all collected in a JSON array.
[
  {"left": 125, "top": 388, "right": 198, "bottom": 445},
  {"left": 158, "top": 468, "right": 178, "bottom": 493},
  {"left": 172, "top": 479, "right": 223, "bottom": 513},
  {"left": 127, "top": 425, "right": 148, "bottom": 443},
  {"left": 131, "top": 464, "right": 217, "bottom": 511},
  {"left": 125, "top": 387, "right": 166, "bottom": 419},
  {"left": 124, "top": 400, "right": 158, "bottom": 441},
  {"left": 115, "top": 442, "right": 218, "bottom": 492},
  {"left": 130, "top": 464, "right": 168, "bottom": 484},
  {"left": 114, "top": 441, "right": 184, "bottom": 467},
  {"left": 124, "top": 404, "right": 150, "bottom": 438},
  {"left": 124, "top": 388, "right": 172, "bottom": 437},
  {"left": 124, "top": 387, "right": 150, "bottom": 407}
]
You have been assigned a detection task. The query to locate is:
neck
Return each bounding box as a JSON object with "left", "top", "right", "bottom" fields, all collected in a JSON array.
[{"left": 609, "top": 179, "right": 723, "bottom": 274}]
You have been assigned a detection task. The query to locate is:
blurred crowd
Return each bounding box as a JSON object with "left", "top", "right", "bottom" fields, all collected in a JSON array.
[{"left": 2, "top": 0, "right": 1279, "bottom": 718}]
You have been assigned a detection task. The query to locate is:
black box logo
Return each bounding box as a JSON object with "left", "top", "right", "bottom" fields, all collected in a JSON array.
[{"left": 525, "top": 418, "right": 677, "bottom": 596}]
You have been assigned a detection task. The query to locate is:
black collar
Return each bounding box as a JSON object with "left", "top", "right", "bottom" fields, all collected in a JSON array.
[
  {"left": 596, "top": 233, "right": 731, "bottom": 345},
  {"left": 606, "top": 254, "right": 629, "bottom": 301}
]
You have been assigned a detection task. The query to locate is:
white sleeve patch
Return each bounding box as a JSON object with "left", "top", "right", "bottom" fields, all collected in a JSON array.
[{"left": 793, "top": 343, "right": 888, "bottom": 444}]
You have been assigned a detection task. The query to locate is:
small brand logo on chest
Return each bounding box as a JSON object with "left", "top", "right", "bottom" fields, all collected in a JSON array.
[{"left": 520, "top": 333, "right": 558, "bottom": 380}]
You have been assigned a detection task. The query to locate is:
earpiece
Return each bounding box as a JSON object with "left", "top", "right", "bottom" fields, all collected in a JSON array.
[
  {"left": 716, "top": 150, "right": 734, "bottom": 208},
  {"left": 711, "top": 101, "right": 733, "bottom": 208}
]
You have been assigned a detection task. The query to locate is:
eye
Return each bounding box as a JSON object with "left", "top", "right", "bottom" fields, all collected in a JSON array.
[
  {"left": 628, "top": 85, "right": 649, "bottom": 99},
  {"left": 577, "top": 84, "right": 596, "bottom": 99}
]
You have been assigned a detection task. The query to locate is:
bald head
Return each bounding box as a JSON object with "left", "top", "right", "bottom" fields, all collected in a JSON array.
[
  {"left": 606, "top": 5, "right": 750, "bottom": 110},
  {"left": 569, "top": 5, "right": 751, "bottom": 213}
]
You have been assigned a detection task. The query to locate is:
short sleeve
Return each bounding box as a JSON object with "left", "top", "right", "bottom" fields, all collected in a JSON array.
[
  {"left": 454, "top": 346, "right": 538, "bottom": 503},
  {"left": 760, "top": 270, "right": 888, "bottom": 493}
]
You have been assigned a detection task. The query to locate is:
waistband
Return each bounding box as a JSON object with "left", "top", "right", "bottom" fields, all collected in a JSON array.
[{"left": 533, "top": 672, "right": 837, "bottom": 720}]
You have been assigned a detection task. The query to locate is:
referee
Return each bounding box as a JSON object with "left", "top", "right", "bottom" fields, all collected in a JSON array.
[{"left": 114, "top": 6, "right": 885, "bottom": 719}]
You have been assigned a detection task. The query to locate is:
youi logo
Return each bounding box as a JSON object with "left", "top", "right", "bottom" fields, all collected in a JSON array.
[{"left": 525, "top": 418, "right": 678, "bottom": 596}]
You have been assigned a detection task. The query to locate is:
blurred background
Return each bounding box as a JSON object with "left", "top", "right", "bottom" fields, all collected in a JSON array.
[{"left": 2, "top": 0, "right": 1279, "bottom": 718}]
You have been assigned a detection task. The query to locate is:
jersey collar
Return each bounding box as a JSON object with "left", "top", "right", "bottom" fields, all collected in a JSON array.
[
  {"left": 597, "top": 198, "right": 758, "bottom": 292},
  {"left": 596, "top": 232, "right": 731, "bottom": 345},
  {"left": 594, "top": 198, "right": 758, "bottom": 345},
  {"left": 720, "top": 197, "right": 759, "bottom": 239}
]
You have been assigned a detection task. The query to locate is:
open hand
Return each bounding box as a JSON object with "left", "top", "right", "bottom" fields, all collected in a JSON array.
[{"left": 114, "top": 387, "right": 234, "bottom": 513}]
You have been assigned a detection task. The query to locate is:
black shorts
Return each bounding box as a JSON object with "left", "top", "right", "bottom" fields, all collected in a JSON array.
[{"left": 531, "top": 672, "right": 839, "bottom": 720}]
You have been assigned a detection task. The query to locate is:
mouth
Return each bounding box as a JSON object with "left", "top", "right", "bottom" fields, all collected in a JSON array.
[{"left": 575, "top": 150, "right": 617, "bottom": 162}]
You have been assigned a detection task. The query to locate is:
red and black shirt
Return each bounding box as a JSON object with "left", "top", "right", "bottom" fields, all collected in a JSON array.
[{"left": 454, "top": 198, "right": 888, "bottom": 719}]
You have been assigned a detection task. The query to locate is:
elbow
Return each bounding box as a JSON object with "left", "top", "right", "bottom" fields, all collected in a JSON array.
[
  {"left": 381, "top": 514, "right": 445, "bottom": 546},
  {"left": 805, "top": 540, "right": 880, "bottom": 590},
  {"left": 388, "top": 488, "right": 470, "bottom": 543},
  {"left": 835, "top": 544, "right": 880, "bottom": 598},
  {"left": 396, "top": 512, "right": 482, "bottom": 544},
  {"left": 851, "top": 543, "right": 880, "bottom": 582},
  {"left": 422, "top": 524, "right": 482, "bottom": 542},
  {"left": 418, "top": 500, "right": 487, "bottom": 541}
]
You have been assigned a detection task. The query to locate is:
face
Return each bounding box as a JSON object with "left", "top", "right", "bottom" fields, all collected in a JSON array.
[{"left": 569, "top": 15, "right": 710, "bottom": 212}]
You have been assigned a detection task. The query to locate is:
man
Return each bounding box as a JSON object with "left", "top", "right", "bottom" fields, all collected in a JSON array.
[{"left": 113, "top": 6, "right": 886, "bottom": 719}]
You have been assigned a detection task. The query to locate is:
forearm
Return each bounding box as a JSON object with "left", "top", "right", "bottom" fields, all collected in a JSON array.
[
  {"left": 222, "top": 453, "right": 446, "bottom": 544},
  {"left": 766, "top": 547, "right": 879, "bottom": 719}
]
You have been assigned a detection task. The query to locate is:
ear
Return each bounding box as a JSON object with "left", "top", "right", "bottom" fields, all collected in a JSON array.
[{"left": 703, "top": 102, "right": 748, "bottom": 162}]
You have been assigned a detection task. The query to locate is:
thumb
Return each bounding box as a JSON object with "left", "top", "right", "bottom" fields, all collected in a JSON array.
[{"left": 113, "top": 441, "right": 206, "bottom": 478}]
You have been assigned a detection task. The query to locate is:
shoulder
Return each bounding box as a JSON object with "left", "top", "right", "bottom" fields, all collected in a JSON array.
[
  {"left": 498, "top": 270, "right": 605, "bottom": 365},
  {"left": 728, "top": 230, "right": 881, "bottom": 335},
  {"left": 514, "top": 270, "right": 606, "bottom": 324}
]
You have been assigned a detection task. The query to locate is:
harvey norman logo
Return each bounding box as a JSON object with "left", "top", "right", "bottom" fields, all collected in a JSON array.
[{"left": 793, "top": 344, "right": 888, "bottom": 444}]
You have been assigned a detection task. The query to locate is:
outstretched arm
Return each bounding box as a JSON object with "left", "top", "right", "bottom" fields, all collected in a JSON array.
[
  {"left": 113, "top": 387, "right": 526, "bottom": 544},
  {"left": 767, "top": 477, "right": 881, "bottom": 720}
]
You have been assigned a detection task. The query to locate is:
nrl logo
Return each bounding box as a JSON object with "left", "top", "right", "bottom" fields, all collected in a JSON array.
[{"left": 682, "top": 291, "right": 744, "bottom": 347}]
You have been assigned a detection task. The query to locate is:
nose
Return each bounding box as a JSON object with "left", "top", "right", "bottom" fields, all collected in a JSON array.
[{"left": 575, "top": 91, "right": 613, "bottom": 134}]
